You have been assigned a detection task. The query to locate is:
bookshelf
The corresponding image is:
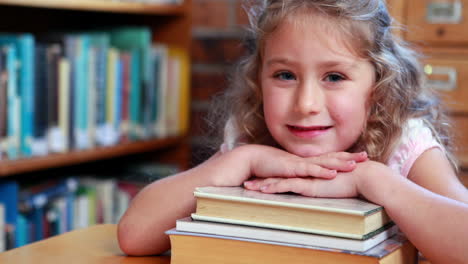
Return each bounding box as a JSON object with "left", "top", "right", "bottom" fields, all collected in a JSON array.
[
  {"left": 0, "top": 136, "right": 185, "bottom": 176},
  {"left": 0, "top": 0, "right": 192, "bottom": 175}
]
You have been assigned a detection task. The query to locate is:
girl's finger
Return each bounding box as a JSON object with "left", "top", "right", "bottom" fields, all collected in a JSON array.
[
  {"left": 244, "top": 177, "right": 282, "bottom": 191},
  {"left": 305, "top": 157, "right": 357, "bottom": 172},
  {"left": 258, "top": 177, "right": 358, "bottom": 198},
  {"left": 315, "top": 151, "right": 368, "bottom": 162},
  {"left": 259, "top": 178, "right": 313, "bottom": 195}
]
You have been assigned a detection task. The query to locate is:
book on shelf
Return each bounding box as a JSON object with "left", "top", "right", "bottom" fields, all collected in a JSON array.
[
  {"left": 192, "top": 186, "right": 391, "bottom": 240},
  {"left": 176, "top": 217, "right": 398, "bottom": 252},
  {"left": 167, "top": 229, "right": 417, "bottom": 264}
]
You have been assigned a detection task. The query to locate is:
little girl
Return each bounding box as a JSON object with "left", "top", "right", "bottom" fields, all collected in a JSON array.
[{"left": 118, "top": 1, "right": 468, "bottom": 263}]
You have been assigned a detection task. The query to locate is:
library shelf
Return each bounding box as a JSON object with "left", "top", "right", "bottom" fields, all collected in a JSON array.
[{"left": 0, "top": 136, "right": 186, "bottom": 176}]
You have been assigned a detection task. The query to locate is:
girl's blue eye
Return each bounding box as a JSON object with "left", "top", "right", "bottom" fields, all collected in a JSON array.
[
  {"left": 274, "top": 71, "right": 296, "bottom": 81},
  {"left": 325, "top": 73, "right": 345, "bottom": 82}
]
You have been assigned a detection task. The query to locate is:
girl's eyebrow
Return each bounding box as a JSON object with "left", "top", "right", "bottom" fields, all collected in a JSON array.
[
  {"left": 265, "top": 58, "right": 297, "bottom": 67},
  {"left": 266, "top": 57, "right": 358, "bottom": 70},
  {"left": 318, "top": 60, "right": 358, "bottom": 70}
]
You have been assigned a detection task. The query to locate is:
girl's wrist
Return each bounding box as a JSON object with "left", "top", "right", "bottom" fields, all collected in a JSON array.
[
  {"left": 208, "top": 145, "right": 254, "bottom": 187},
  {"left": 355, "top": 162, "right": 398, "bottom": 207}
]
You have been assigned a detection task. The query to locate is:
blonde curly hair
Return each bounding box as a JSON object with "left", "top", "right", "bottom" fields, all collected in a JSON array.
[{"left": 208, "top": 0, "right": 455, "bottom": 166}]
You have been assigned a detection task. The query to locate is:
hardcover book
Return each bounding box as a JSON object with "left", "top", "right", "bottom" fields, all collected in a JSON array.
[
  {"left": 167, "top": 229, "right": 417, "bottom": 264},
  {"left": 192, "top": 186, "right": 391, "bottom": 240},
  {"left": 176, "top": 217, "right": 397, "bottom": 252}
]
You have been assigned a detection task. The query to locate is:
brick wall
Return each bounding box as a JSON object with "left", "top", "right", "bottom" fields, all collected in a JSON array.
[{"left": 190, "top": 0, "right": 249, "bottom": 165}]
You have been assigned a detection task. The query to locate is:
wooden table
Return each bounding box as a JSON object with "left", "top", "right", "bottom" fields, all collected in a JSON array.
[
  {"left": 0, "top": 224, "right": 431, "bottom": 264},
  {"left": 0, "top": 224, "right": 170, "bottom": 264}
]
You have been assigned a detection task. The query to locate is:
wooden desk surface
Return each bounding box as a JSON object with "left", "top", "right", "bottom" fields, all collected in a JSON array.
[
  {"left": 0, "top": 224, "right": 170, "bottom": 264},
  {"left": 0, "top": 224, "right": 431, "bottom": 264}
]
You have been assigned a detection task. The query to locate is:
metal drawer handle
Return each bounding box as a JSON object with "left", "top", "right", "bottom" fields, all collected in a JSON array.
[
  {"left": 426, "top": 0, "right": 463, "bottom": 24},
  {"left": 424, "top": 65, "right": 457, "bottom": 91}
]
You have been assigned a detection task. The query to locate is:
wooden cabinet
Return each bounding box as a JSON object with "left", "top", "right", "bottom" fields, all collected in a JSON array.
[
  {"left": 0, "top": 0, "right": 192, "bottom": 176},
  {"left": 392, "top": 1, "right": 468, "bottom": 170},
  {"left": 422, "top": 52, "right": 468, "bottom": 113},
  {"left": 406, "top": 0, "right": 468, "bottom": 45}
]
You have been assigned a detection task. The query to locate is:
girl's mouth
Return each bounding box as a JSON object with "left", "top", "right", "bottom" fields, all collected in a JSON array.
[{"left": 287, "top": 125, "right": 333, "bottom": 138}]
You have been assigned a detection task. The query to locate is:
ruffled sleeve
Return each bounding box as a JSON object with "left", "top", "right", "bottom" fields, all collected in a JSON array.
[{"left": 387, "top": 119, "right": 444, "bottom": 177}]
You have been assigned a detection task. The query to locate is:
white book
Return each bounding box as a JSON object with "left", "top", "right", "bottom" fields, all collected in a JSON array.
[{"left": 176, "top": 217, "right": 398, "bottom": 252}]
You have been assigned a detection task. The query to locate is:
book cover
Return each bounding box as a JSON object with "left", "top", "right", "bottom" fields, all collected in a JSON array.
[
  {"left": 193, "top": 187, "right": 390, "bottom": 240},
  {"left": 167, "top": 230, "right": 417, "bottom": 264},
  {"left": 176, "top": 217, "right": 398, "bottom": 252}
]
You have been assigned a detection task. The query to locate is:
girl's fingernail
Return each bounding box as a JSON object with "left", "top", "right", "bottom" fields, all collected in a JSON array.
[
  {"left": 260, "top": 185, "right": 268, "bottom": 191},
  {"left": 360, "top": 151, "right": 367, "bottom": 157},
  {"left": 244, "top": 181, "right": 251, "bottom": 187},
  {"left": 330, "top": 170, "right": 337, "bottom": 175},
  {"left": 348, "top": 160, "right": 356, "bottom": 166}
]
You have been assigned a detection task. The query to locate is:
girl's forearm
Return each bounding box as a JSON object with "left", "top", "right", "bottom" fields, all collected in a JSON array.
[
  {"left": 117, "top": 148, "right": 251, "bottom": 256},
  {"left": 361, "top": 170, "right": 468, "bottom": 264}
]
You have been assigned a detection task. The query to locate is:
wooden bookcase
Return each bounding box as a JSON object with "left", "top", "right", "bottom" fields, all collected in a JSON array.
[{"left": 0, "top": 0, "right": 192, "bottom": 177}]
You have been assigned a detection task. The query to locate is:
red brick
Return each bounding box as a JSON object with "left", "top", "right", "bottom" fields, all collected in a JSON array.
[
  {"left": 189, "top": 109, "right": 210, "bottom": 137},
  {"left": 191, "top": 71, "right": 228, "bottom": 101},
  {"left": 235, "top": 0, "right": 250, "bottom": 26},
  {"left": 192, "top": 0, "right": 230, "bottom": 29},
  {"left": 191, "top": 38, "right": 246, "bottom": 64}
]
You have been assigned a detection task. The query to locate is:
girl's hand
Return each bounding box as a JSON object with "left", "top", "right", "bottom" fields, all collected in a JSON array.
[
  {"left": 248, "top": 146, "right": 368, "bottom": 180},
  {"left": 244, "top": 159, "right": 387, "bottom": 199},
  {"left": 237, "top": 146, "right": 366, "bottom": 191},
  {"left": 213, "top": 144, "right": 366, "bottom": 188}
]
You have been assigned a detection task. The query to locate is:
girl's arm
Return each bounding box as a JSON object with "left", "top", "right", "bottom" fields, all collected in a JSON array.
[
  {"left": 118, "top": 145, "right": 363, "bottom": 256},
  {"left": 378, "top": 148, "right": 468, "bottom": 264},
  {"left": 245, "top": 149, "right": 468, "bottom": 264},
  {"left": 117, "top": 147, "right": 250, "bottom": 256}
]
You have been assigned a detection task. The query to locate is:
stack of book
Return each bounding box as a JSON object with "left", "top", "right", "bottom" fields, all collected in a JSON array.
[{"left": 167, "top": 186, "right": 418, "bottom": 264}]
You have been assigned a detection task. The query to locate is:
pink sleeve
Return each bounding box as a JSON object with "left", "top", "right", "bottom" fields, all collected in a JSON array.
[{"left": 387, "top": 119, "right": 444, "bottom": 177}]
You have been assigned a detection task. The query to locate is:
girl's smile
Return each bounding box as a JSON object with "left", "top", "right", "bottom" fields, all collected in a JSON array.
[{"left": 286, "top": 125, "right": 333, "bottom": 139}]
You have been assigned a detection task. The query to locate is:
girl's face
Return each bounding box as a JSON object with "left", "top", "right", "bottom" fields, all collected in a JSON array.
[{"left": 260, "top": 15, "right": 375, "bottom": 157}]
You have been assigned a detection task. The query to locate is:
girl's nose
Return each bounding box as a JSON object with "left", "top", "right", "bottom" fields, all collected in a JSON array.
[{"left": 294, "top": 80, "right": 324, "bottom": 115}]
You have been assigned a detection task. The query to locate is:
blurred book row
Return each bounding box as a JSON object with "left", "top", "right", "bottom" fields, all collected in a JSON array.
[
  {"left": 0, "top": 162, "right": 178, "bottom": 252},
  {"left": 0, "top": 27, "right": 190, "bottom": 161}
]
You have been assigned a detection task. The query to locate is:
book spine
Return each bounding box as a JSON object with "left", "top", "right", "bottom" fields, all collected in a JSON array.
[
  {"left": 74, "top": 36, "right": 90, "bottom": 150},
  {"left": 32, "top": 44, "right": 48, "bottom": 156},
  {"left": 6, "top": 45, "right": 20, "bottom": 159},
  {"left": 19, "top": 35, "right": 35, "bottom": 157},
  {"left": 120, "top": 52, "right": 131, "bottom": 142},
  {"left": 152, "top": 45, "right": 168, "bottom": 138},
  {"left": 0, "top": 49, "right": 7, "bottom": 159},
  {"left": 58, "top": 58, "right": 70, "bottom": 152},
  {"left": 130, "top": 49, "right": 141, "bottom": 140},
  {"left": 94, "top": 42, "right": 108, "bottom": 146},
  {"left": 46, "top": 44, "right": 61, "bottom": 153}
]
